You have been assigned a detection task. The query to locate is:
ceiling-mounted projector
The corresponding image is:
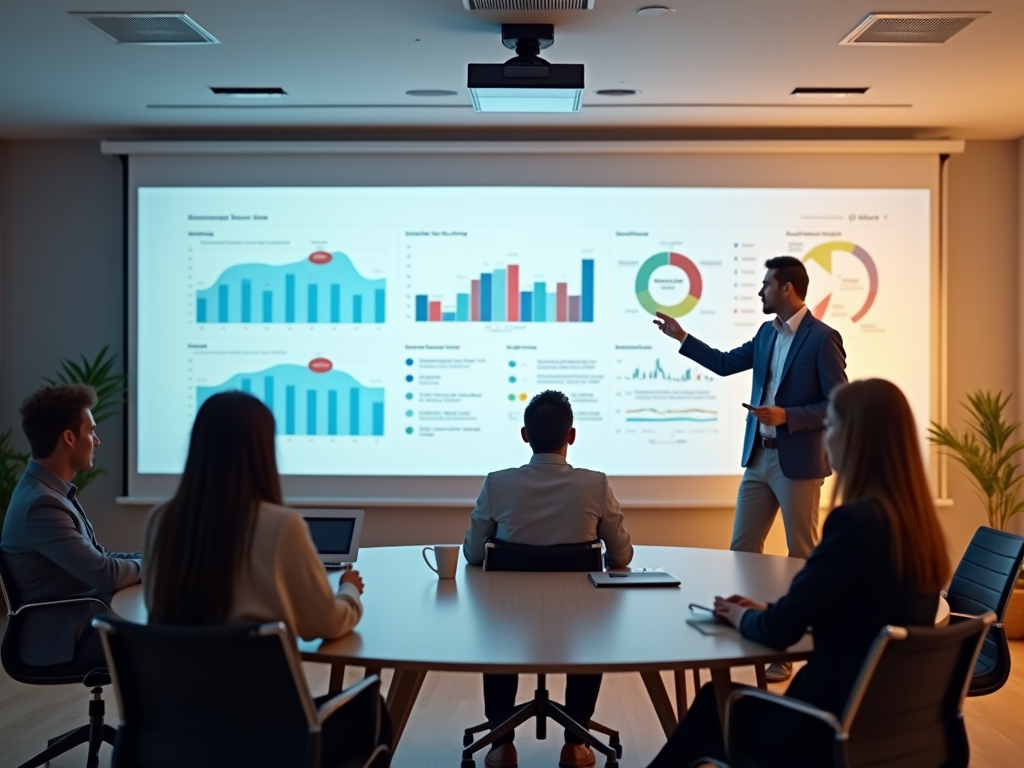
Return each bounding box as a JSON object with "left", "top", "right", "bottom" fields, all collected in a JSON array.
[{"left": 468, "top": 24, "right": 584, "bottom": 113}]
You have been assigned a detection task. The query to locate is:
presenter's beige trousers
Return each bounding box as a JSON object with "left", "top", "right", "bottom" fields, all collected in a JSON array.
[{"left": 730, "top": 445, "right": 823, "bottom": 559}]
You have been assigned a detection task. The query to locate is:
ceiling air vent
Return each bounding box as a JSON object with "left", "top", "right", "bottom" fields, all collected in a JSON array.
[
  {"left": 840, "top": 12, "right": 988, "bottom": 45},
  {"left": 70, "top": 12, "right": 219, "bottom": 44},
  {"left": 463, "top": 1, "right": 594, "bottom": 10}
]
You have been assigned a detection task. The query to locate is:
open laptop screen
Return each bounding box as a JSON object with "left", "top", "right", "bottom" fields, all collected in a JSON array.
[{"left": 305, "top": 518, "right": 356, "bottom": 557}]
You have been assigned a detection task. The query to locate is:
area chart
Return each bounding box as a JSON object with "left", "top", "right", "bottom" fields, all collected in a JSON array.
[
  {"left": 197, "top": 361, "right": 384, "bottom": 436},
  {"left": 196, "top": 251, "right": 386, "bottom": 324}
]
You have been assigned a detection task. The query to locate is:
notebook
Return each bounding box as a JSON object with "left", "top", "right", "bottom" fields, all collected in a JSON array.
[{"left": 588, "top": 571, "right": 681, "bottom": 588}]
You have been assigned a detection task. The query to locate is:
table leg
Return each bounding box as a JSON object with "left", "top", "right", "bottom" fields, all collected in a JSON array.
[
  {"left": 673, "top": 670, "right": 688, "bottom": 719},
  {"left": 710, "top": 668, "right": 733, "bottom": 725},
  {"left": 328, "top": 663, "right": 347, "bottom": 694},
  {"left": 754, "top": 663, "right": 768, "bottom": 690},
  {"left": 640, "top": 671, "right": 678, "bottom": 738},
  {"left": 386, "top": 669, "right": 427, "bottom": 750}
]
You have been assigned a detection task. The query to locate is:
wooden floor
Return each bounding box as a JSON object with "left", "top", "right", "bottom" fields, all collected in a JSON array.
[{"left": 3, "top": 647, "right": 1023, "bottom": 767}]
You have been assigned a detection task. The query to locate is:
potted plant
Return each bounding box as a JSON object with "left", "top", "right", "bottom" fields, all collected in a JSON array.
[{"left": 929, "top": 391, "right": 1024, "bottom": 639}]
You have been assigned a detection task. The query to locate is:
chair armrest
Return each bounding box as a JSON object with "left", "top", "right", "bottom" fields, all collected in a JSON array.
[
  {"left": 315, "top": 674, "right": 380, "bottom": 726},
  {"left": 949, "top": 611, "right": 1002, "bottom": 629},
  {"left": 10, "top": 596, "right": 109, "bottom": 617}
]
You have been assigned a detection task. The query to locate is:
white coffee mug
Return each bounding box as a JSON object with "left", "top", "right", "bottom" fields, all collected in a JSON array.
[{"left": 422, "top": 545, "right": 460, "bottom": 579}]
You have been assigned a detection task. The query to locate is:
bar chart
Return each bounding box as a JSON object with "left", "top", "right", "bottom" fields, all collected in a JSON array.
[
  {"left": 197, "top": 363, "right": 385, "bottom": 436},
  {"left": 195, "top": 251, "right": 386, "bottom": 325},
  {"left": 414, "top": 259, "right": 594, "bottom": 323}
]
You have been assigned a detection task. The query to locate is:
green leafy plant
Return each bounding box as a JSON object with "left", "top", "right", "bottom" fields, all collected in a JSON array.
[
  {"left": 0, "top": 428, "right": 31, "bottom": 531},
  {"left": 929, "top": 391, "right": 1024, "bottom": 531},
  {"left": 46, "top": 345, "right": 126, "bottom": 492}
]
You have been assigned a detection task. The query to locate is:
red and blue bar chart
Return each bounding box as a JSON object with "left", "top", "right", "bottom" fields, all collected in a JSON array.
[{"left": 415, "top": 259, "right": 594, "bottom": 323}]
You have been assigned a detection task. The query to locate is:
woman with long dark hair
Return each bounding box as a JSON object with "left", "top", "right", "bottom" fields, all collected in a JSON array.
[
  {"left": 647, "top": 379, "right": 950, "bottom": 767},
  {"left": 143, "top": 392, "right": 390, "bottom": 763}
]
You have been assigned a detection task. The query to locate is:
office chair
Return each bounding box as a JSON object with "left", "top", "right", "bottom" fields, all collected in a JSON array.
[
  {"left": 943, "top": 526, "right": 1024, "bottom": 696},
  {"left": 93, "top": 616, "right": 389, "bottom": 768},
  {"left": 461, "top": 538, "right": 621, "bottom": 768},
  {"left": 0, "top": 553, "right": 116, "bottom": 768},
  {"left": 700, "top": 612, "right": 995, "bottom": 768}
]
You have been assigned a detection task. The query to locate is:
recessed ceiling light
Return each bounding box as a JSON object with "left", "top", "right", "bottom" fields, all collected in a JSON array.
[
  {"left": 405, "top": 89, "right": 459, "bottom": 97},
  {"left": 791, "top": 87, "right": 869, "bottom": 98},
  {"left": 210, "top": 87, "right": 287, "bottom": 98},
  {"left": 593, "top": 89, "right": 640, "bottom": 96},
  {"left": 636, "top": 6, "right": 673, "bottom": 16}
]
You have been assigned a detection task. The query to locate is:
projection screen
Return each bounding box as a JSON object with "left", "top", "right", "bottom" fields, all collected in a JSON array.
[{"left": 108, "top": 141, "right": 949, "bottom": 506}]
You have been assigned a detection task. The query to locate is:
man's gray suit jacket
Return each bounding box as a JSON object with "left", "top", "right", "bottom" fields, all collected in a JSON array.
[{"left": 0, "top": 461, "right": 140, "bottom": 666}]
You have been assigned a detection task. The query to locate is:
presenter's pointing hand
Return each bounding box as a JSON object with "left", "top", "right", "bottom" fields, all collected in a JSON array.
[{"left": 653, "top": 312, "right": 687, "bottom": 342}]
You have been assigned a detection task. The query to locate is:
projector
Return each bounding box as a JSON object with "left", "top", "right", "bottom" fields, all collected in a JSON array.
[{"left": 468, "top": 24, "right": 584, "bottom": 113}]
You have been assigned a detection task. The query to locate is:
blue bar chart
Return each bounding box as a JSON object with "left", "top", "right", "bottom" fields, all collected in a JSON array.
[
  {"left": 197, "top": 363, "right": 385, "bottom": 436},
  {"left": 196, "top": 251, "right": 386, "bottom": 324}
]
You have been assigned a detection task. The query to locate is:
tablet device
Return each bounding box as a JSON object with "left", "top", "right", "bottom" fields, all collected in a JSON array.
[
  {"left": 588, "top": 572, "right": 681, "bottom": 588},
  {"left": 300, "top": 509, "right": 364, "bottom": 567}
]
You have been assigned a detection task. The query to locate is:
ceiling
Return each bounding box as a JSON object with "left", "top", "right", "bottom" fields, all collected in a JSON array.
[{"left": 1, "top": 0, "right": 1022, "bottom": 140}]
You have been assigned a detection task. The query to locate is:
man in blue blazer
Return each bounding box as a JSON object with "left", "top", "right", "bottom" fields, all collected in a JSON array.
[{"left": 654, "top": 256, "right": 847, "bottom": 563}]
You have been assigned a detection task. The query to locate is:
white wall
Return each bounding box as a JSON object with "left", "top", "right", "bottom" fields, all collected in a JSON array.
[{"left": 0, "top": 139, "right": 1019, "bottom": 560}]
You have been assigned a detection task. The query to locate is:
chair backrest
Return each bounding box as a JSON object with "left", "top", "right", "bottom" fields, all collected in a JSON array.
[
  {"left": 483, "top": 537, "right": 603, "bottom": 572},
  {"left": 94, "top": 617, "right": 320, "bottom": 768},
  {"left": 946, "top": 526, "right": 1024, "bottom": 620},
  {"left": 839, "top": 613, "right": 995, "bottom": 768}
]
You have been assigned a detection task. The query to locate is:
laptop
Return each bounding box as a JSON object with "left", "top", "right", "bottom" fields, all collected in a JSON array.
[{"left": 299, "top": 509, "right": 365, "bottom": 568}]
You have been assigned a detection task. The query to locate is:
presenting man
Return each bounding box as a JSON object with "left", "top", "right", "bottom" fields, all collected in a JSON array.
[
  {"left": 464, "top": 390, "right": 632, "bottom": 768},
  {"left": 1, "top": 384, "right": 141, "bottom": 669},
  {"left": 654, "top": 255, "right": 846, "bottom": 556}
]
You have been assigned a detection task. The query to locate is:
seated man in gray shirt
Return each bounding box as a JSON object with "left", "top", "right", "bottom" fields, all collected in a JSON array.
[
  {"left": 1, "top": 384, "right": 141, "bottom": 669},
  {"left": 463, "top": 390, "right": 633, "bottom": 768}
]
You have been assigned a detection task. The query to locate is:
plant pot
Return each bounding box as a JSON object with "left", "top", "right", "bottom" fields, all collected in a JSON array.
[{"left": 1005, "top": 585, "right": 1024, "bottom": 640}]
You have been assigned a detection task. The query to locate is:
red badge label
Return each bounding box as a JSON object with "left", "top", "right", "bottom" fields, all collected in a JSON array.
[
  {"left": 308, "top": 358, "right": 333, "bottom": 373},
  {"left": 309, "top": 251, "right": 332, "bottom": 265}
]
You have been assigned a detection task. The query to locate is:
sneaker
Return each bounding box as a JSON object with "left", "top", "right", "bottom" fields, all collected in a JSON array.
[
  {"left": 559, "top": 742, "right": 597, "bottom": 768},
  {"left": 765, "top": 661, "right": 793, "bottom": 683},
  {"left": 484, "top": 743, "right": 518, "bottom": 768}
]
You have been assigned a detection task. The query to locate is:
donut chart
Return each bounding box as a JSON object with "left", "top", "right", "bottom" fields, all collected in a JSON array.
[
  {"left": 803, "top": 241, "right": 878, "bottom": 323},
  {"left": 635, "top": 251, "right": 703, "bottom": 317}
]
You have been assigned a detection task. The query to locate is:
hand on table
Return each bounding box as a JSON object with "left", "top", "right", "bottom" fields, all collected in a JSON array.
[
  {"left": 340, "top": 569, "right": 365, "bottom": 594},
  {"left": 750, "top": 406, "right": 787, "bottom": 426},
  {"left": 653, "top": 312, "right": 687, "bottom": 342},
  {"left": 713, "top": 594, "right": 767, "bottom": 628}
]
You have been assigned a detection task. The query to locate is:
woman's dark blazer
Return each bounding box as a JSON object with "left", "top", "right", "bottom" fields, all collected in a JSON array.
[{"left": 739, "top": 498, "right": 939, "bottom": 717}]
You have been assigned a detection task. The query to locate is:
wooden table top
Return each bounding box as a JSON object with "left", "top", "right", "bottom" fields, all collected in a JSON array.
[{"left": 111, "top": 544, "right": 815, "bottom": 673}]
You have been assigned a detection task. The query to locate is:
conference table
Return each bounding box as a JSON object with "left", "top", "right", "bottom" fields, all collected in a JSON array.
[{"left": 110, "top": 544, "right": 825, "bottom": 747}]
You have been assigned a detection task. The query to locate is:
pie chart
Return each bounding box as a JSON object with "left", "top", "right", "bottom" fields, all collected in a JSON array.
[
  {"left": 803, "top": 241, "right": 878, "bottom": 323},
  {"left": 635, "top": 251, "right": 703, "bottom": 317}
]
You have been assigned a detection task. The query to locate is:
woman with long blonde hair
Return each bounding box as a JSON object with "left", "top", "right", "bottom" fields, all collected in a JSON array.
[{"left": 647, "top": 379, "right": 950, "bottom": 767}]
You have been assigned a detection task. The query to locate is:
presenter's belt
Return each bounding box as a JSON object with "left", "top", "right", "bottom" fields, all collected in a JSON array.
[{"left": 757, "top": 436, "right": 779, "bottom": 450}]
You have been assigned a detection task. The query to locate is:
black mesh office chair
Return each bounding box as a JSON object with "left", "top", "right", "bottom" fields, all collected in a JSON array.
[
  {"left": 0, "top": 553, "right": 116, "bottom": 768},
  {"left": 92, "top": 616, "right": 389, "bottom": 768},
  {"left": 460, "top": 538, "right": 621, "bottom": 768},
  {"left": 944, "top": 526, "right": 1024, "bottom": 696},
  {"left": 700, "top": 612, "right": 995, "bottom": 768}
]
